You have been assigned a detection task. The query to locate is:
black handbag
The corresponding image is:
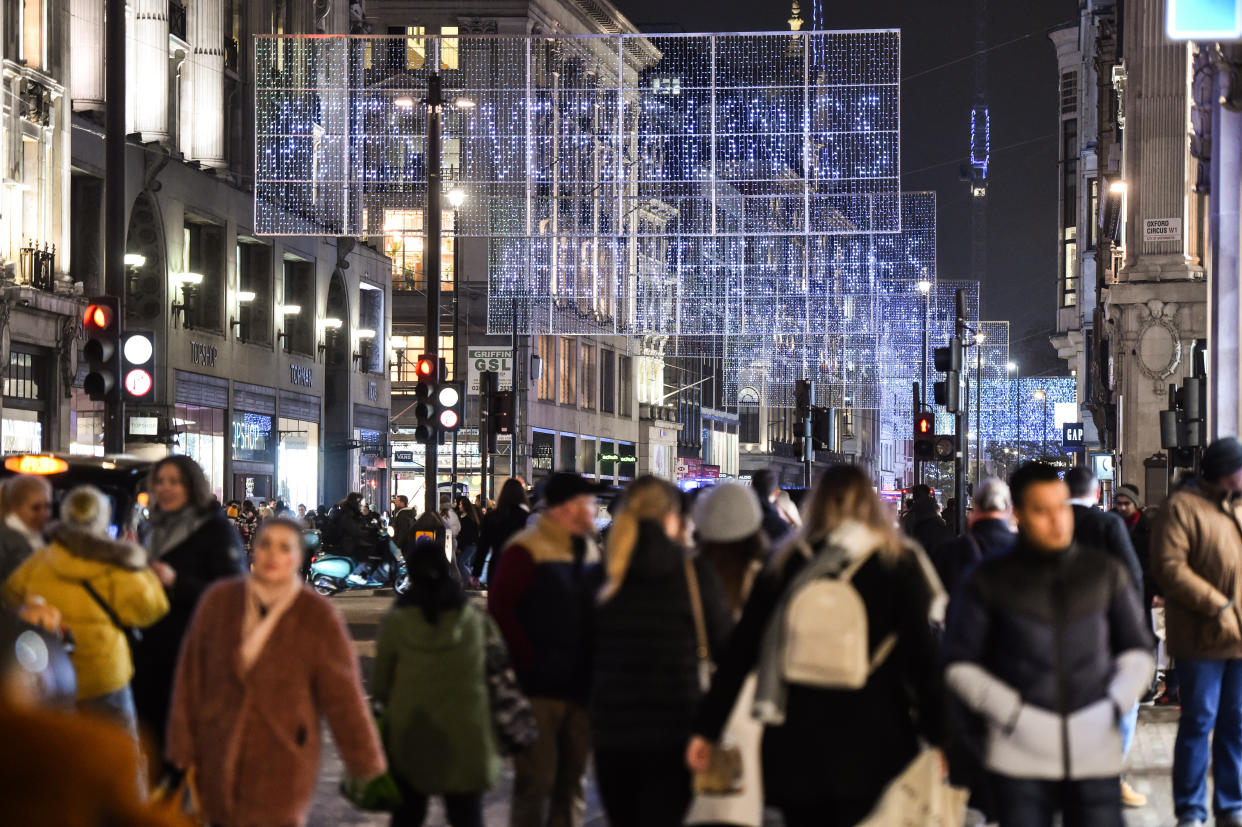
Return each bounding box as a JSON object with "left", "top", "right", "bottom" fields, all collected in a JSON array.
[
  {"left": 483, "top": 620, "right": 539, "bottom": 755},
  {"left": 80, "top": 579, "right": 143, "bottom": 649}
]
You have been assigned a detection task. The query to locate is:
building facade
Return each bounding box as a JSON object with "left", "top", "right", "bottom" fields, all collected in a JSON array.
[{"left": 69, "top": 0, "right": 392, "bottom": 507}]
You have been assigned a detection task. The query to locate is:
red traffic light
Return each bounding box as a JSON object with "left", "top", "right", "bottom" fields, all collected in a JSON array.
[
  {"left": 416, "top": 355, "right": 435, "bottom": 379},
  {"left": 917, "top": 414, "right": 932, "bottom": 434},
  {"left": 84, "top": 303, "right": 114, "bottom": 330}
]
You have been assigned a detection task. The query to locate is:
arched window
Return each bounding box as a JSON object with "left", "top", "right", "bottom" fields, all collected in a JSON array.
[{"left": 739, "top": 388, "right": 760, "bottom": 445}]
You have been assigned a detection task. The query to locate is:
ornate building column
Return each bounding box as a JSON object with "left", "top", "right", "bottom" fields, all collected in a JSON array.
[
  {"left": 182, "top": 0, "right": 226, "bottom": 167},
  {"left": 132, "top": 0, "right": 170, "bottom": 141}
]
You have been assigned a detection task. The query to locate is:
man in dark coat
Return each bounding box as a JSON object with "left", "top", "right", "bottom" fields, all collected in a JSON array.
[
  {"left": 1113, "top": 484, "right": 1155, "bottom": 603},
  {"left": 750, "top": 469, "right": 790, "bottom": 545},
  {"left": 1065, "top": 465, "right": 1147, "bottom": 809},
  {"left": 929, "top": 478, "right": 1016, "bottom": 601},
  {"left": 902, "top": 484, "right": 954, "bottom": 554}
]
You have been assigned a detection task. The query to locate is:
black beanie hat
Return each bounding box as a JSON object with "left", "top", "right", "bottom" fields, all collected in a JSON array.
[{"left": 1202, "top": 437, "right": 1242, "bottom": 482}]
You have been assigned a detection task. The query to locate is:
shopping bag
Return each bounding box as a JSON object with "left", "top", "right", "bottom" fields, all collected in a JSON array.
[{"left": 855, "top": 748, "right": 969, "bottom": 827}]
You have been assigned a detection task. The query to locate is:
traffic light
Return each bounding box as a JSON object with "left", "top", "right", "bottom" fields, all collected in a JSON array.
[
  {"left": 490, "top": 390, "right": 514, "bottom": 435},
  {"left": 933, "top": 433, "right": 957, "bottom": 461},
  {"left": 120, "top": 331, "right": 156, "bottom": 403},
  {"left": 83, "top": 297, "right": 121, "bottom": 401},
  {"left": 913, "top": 412, "right": 935, "bottom": 460},
  {"left": 436, "top": 382, "right": 464, "bottom": 432},
  {"left": 413, "top": 354, "right": 437, "bottom": 444},
  {"left": 933, "top": 338, "right": 962, "bottom": 413},
  {"left": 794, "top": 379, "right": 814, "bottom": 419}
]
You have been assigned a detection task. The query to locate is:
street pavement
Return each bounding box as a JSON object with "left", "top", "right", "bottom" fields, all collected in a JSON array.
[{"left": 310, "top": 591, "right": 1183, "bottom": 827}]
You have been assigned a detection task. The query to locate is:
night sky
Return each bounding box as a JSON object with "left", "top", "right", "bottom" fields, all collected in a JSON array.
[{"left": 611, "top": 0, "right": 1078, "bottom": 373}]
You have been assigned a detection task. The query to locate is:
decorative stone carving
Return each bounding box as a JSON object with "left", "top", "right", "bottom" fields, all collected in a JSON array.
[
  {"left": 0, "top": 301, "right": 11, "bottom": 382},
  {"left": 59, "top": 315, "right": 83, "bottom": 398},
  {"left": 1136, "top": 301, "right": 1182, "bottom": 383}
]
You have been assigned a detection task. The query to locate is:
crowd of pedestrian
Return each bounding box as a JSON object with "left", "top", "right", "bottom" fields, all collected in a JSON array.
[{"left": 5, "top": 436, "right": 1242, "bottom": 826}]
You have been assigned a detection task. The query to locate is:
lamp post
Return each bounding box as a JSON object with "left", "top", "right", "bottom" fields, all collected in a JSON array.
[
  {"left": 974, "top": 331, "right": 984, "bottom": 487},
  {"left": 448, "top": 187, "right": 466, "bottom": 498},
  {"left": 1034, "top": 389, "right": 1048, "bottom": 460},
  {"left": 917, "top": 278, "right": 932, "bottom": 485},
  {"left": 1007, "top": 361, "right": 1018, "bottom": 469},
  {"left": 420, "top": 70, "right": 474, "bottom": 515}
]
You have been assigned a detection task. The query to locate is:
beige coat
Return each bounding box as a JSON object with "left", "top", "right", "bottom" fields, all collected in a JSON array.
[{"left": 1152, "top": 485, "right": 1242, "bottom": 659}]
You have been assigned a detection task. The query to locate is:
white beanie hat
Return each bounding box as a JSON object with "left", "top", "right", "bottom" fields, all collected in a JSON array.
[
  {"left": 59, "top": 486, "right": 112, "bottom": 539},
  {"left": 693, "top": 482, "right": 763, "bottom": 543}
]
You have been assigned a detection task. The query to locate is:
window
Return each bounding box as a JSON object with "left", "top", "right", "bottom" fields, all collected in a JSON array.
[
  {"left": 21, "top": 0, "right": 44, "bottom": 70},
  {"left": 383, "top": 209, "right": 455, "bottom": 292},
  {"left": 579, "top": 344, "right": 596, "bottom": 409},
  {"left": 618, "top": 355, "right": 633, "bottom": 417},
  {"left": 1086, "top": 178, "right": 1099, "bottom": 252},
  {"left": 281, "top": 259, "right": 315, "bottom": 355},
  {"left": 440, "top": 26, "right": 459, "bottom": 70},
  {"left": 1060, "top": 118, "right": 1078, "bottom": 309},
  {"left": 558, "top": 338, "right": 577, "bottom": 405},
  {"left": 389, "top": 333, "right": 453, "bottom": 382},
  {"left": 1060, "top": 71, "right": 1078, "bottom": 115},
  {"left": 739, "top": 388, "right": 760, "bottom": 444},
  {"left": 405, "top": 26, "right": 427, "bottom": 70},
  {"left": 537, "top": 336, "right": 555, "bottom": 401},
  {"left": 237, "top": 242, "right": 273, "bottom": 345},
  {"left": 182, "top": 221, "right": 225, "bottom": 332},
  {"left": 600, "top": 349, "right": 616, "bottom": 413},
  {"left": 560, "top": 434, "right": 576, "bottom": 472},
  {"left": 358, "top": 286, "right": 384, "bottom": 374}
]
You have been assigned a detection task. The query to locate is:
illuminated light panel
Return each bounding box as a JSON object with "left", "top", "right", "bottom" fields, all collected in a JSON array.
[{"left": 4, "top": 455, "right": 69, "bottom": 475}]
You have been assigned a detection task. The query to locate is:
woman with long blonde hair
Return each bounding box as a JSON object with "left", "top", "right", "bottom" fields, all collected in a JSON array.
[
  {"left": 687, "top": 464, "right": 947, "bottom": 827},
  {"left": 590, "top": 476, "right": 731, "bottom": 827}
]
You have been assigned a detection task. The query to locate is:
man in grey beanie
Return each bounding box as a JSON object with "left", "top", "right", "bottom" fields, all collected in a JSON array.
[{"left": 1153, "top": 437, "right": 1242, "bottom": 827}]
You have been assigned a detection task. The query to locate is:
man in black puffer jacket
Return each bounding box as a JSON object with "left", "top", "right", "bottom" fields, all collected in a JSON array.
[{"left": 943, "top": 463, "right": 1153, "bottom": 826}]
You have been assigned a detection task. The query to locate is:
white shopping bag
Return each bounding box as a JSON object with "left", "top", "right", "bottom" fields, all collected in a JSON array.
[{"left": 855, "top": 748, "right": 969, "bottom": 827}]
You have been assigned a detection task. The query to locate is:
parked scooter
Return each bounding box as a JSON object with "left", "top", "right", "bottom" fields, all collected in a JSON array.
[{"left": 308, "top": 532, "right": 409, "bottom": 596}]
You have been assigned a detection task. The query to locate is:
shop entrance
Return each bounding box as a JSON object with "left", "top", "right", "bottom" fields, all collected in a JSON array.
[{"left": 233, "top": 474, "right": 271, "bottom": 502}]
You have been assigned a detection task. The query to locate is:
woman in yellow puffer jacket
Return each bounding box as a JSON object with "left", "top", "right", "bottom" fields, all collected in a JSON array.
[{"left": 3, "top": 485, "right": 169, "bottom": 734}]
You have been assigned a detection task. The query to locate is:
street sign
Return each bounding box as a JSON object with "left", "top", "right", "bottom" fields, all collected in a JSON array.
[
  {"left": 467, "top": 348, "right": 513, "bottom": 394},
  {"left": 1143, "top": 217, "right": 1183, "bottom": 243},
  {"left": 1167, "top": 0, "right": 1242, "bottom": 40},
  {"left": 394, "top": 451, "right": 414, "bottom": 463},
  {"left": 1063, "top": 422, "right": 1085, "bottom": 449}
]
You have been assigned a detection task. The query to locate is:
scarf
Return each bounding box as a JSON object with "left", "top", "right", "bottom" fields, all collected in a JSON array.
[
  {"left": 238, "top": 575, "right": 304, "bottom": 675},
  {"left": 5, "top": 513, "right": 44, "bottom": 551},
  {"left": 146, "top": 507, "right": 210, "bottom": 559},
  {"left": 752, "top": 521, "right": 946, "bottom": 726}
]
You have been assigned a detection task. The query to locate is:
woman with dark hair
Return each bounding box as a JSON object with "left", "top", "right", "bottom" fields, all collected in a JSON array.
[
  {"left": 373, "top": 538, "right": 503, "bottom": 826},
  {"left": 167, "top": 518, "right": 384, "bottom": 825},
  {"left": 687, "top": 464, "right": 948, "bottom": 827},
  {"left": 131, "top": 454, "right": 245, "bottom": 751},
  {"left": 591, "top": 476, "right": 731, "bottom": 827},
  {"left": 471, "top": 478, "right": 530, "bottom": 587},
  {"left": 454, "top": 496, "right": 482, "bottom": 584}
]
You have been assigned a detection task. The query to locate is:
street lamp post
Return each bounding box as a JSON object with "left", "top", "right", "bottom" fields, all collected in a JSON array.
[
  {"left": 917, "top": 278, "right": 931, "bottom": 485},
  {"left": 974, "top": 331, "right": 984, "bottom": 487},
  {"left": 448, "top": 187, "right": 465, "bottom": 498},
  {"left": 1034, "top": 389, "right": 1048, "bottom": 460}
]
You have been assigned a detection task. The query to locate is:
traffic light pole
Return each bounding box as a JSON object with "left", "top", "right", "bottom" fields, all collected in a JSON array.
[
  {"left": 104, "top": 0, "right": 126, "bottom": 454},
  {"left": 424, "top": 72, "right": 443, "bottom": 516},
  {"left": 912, "top": 381, "right": 922, "bottom": 485},
  {"left": 954, "top": 289, "right": 968, "bottom": 534}
]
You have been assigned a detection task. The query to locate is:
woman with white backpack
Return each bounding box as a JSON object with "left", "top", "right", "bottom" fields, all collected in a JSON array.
[{"left": 686, "top": 464, "right": 948, "bottom": 827}]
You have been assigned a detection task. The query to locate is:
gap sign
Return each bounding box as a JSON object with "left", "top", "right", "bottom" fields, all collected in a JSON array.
[{"left": 1167, "top": 0, "right": 1242, "bottom": 40}]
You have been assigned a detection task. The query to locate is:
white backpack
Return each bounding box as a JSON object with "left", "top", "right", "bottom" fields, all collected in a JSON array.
[{"left": 781, "top": 544, "right": 898, "bottom": 690}]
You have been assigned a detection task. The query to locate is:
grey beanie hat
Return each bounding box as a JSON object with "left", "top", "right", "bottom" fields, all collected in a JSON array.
[
  {"left": 693, "top": 482, "right": 763, "bottom": 543},
  {"left": 1202, "top": 437, "right": 1242, "bottom": 483},
  {"left": 1115, "top": 484, "right": 1143, "bottom": 508}
]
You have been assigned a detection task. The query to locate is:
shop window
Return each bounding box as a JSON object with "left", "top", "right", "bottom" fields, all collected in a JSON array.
[
  {"left": 232, "top": 411, "right": 275, "bottom": 464},
  {"left": 618, "top": 355, "right": 633, "bottom": 417},
  {"left": 277, "top": 418, "right": 319, "bottom": 508},
  {"left": 600, "top": 349, "right": 615, "bottom": 413},
  {"left": 579, "top": 344, "right": 596, "bottom": 410},
  {"left": 69, "top": 388, "right": 104, "bottom": 456},
  {"left": 182, "top": 220, "right": 226, "bottom": 333},
  {"left": 560, "top": 434, "right": 577, "bottom": 472},
  {"left": 173, "top": 403, "right": 226, "bottom": 501},
  {"left": 739, "top": 388, "right": 760, "bottom": 444},
  {"left": 558, "top": 338, "right": 576, "bottom": 405},
  {"left": 537, "top": 336, "right": 555, "bottom": 401},
  {"left": 237, "top": 241, "right": 273, "bottom": 345},
  {"left": 282, "top": 258, "right": 315, "bottom": 354},
  {"left": 532, "top": 430, "right": 555, "bottom": 477}
]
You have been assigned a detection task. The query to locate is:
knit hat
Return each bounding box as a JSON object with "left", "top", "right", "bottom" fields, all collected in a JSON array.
[
  {"left": 693, "top": 482, "right": 763, "bottom": 543},
  {"left": 1202, "top": 437, "right": 1242, "bottom": 483},
  {"left": 59, "top": 486, "right": 112, "bottom": 539},
  {"left": 1114, "top": 484, "right": 1143, "bottom": 509}
]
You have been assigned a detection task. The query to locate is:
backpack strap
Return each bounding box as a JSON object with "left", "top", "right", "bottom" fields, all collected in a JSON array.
[{"left": 868, "top": 633, "right": 899, "bottom": 675}]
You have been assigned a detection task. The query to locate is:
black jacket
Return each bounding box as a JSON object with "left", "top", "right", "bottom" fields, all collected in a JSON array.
[
  {"left": 905, "top": 498, "right": 955, "bottom": 555},
  {"left": 472, "top": 505, "right": 529, "bottom": 582},
  {"left": 1072, "top": 504, "right": 1143, "bottom": 598},
  {"left": 1120, "top": 510, "right": 1157, "bottom": 603},
  {"left": 929, "top": 518, "right": 1015, "bottom": 600},
  {"left": 131, "top": 508, "right": 244, "bottom": 747},
  {"left": 590, "top": 523, "right": 731, "bottom": 751},
  {"left": 943, "top": 541, "right": 1153, "bottom": 779},
  {"left": 692, "top": 539, "right": 946, "bottom": 807},
  {"left": 759, "top": 501, "right": 791, "bottom": 545}
]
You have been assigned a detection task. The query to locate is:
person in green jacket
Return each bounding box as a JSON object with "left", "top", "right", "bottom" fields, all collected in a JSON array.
[{"left": 373, "top": 537, "right": 502, "bottom": 827}]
